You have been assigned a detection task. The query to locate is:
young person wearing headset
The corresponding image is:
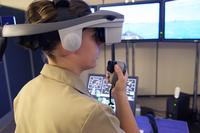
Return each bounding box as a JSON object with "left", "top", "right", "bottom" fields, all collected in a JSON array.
[{"left": 11, "top": 0, "right": 139, "bottom": 132}]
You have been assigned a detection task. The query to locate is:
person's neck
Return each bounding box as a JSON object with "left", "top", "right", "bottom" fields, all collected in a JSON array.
[{"left": 48, "top": 59, "right": 82, "bottom": 76}]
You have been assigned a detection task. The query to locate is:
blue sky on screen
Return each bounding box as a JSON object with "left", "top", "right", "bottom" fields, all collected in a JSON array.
[
  {"left": 166, "top": 0, "right": 200, "bottom": 21},
  {"left": 100, "top": 3, "right": 159, "bottom": 23}
]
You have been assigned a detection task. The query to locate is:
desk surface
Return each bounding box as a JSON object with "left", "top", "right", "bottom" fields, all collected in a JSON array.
[{"left": 136, "top": 116, "right": 189, "bottom": 133}]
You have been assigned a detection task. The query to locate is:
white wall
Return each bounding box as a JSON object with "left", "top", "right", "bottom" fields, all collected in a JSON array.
[
  {"left": 81, "top": 42, "right": 199, "bottom": 96},
  {"left": 134, "top": 42, "right": 157, "bottom": 95},
  {"left": 157, "top": 42, "right": 196, "bottom": 95},
  {"left": 0, "top": 0, "right": 31, "bottom": 10}
]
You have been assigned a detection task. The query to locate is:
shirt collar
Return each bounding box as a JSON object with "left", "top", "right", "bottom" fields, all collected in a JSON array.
[{"left": 40, "top": 64, "right": 90, "bottom": 96}]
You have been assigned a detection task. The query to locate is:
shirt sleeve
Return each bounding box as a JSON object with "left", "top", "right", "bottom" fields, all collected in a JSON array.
[{"left": 81, "top": 103, "right": 125, "bottom": 133}]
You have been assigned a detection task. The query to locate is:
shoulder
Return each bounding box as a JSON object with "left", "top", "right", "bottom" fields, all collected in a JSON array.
[{"left": 81, "top": 102, "right": 125, "bottom": 133}]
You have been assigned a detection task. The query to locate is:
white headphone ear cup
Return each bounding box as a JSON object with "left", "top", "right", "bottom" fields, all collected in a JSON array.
[{"left": 62, "top": 33, "right": 81, "bottom": 51}]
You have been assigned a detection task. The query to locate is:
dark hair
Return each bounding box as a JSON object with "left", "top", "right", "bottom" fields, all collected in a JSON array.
[{"left": 20, "top": 0, "right": 91, "bottom": 58}]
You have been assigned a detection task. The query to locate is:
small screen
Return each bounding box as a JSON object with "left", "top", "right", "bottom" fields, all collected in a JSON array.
[
  {"left": 165, "top": 0, "right": 200, "bottom": 40},
  {"left": 87, "top": 74, "right": 138, "bottom": 114},
  {"left": 100, "top": 3, "right": 160, "bottom": 40}
]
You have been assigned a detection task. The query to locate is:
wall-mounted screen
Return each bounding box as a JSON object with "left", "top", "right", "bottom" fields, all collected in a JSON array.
[
  {"left": 100, "top": 3, "right": 160, "bottom": 41},
  {"left": 165, "top": 0, "right": 200, "bottom": 40}
]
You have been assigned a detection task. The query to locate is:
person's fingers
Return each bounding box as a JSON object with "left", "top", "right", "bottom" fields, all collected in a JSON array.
[
  {"left": 124, "top": 71, "right": 128, "bottom": 81},
  {"left": 106, "top": 71, "right": 111, "bottom": 83},
  {"left": 114, "top": 64, "right": 124, "bottom": 80}
]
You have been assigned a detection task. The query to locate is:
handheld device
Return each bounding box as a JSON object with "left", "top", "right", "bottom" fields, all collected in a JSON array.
[
  {"left": 107, "top": 60, "right": 126, "bottom": 107},
  {"left": 107, "top": 60, "right": 126, "bottom": 88}
]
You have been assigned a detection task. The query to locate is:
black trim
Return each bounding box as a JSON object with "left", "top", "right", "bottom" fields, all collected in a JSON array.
[
  {"left": 146, "top": 114, "right": 158, "bottom": 133},
  {"left": 159, "top": 0, "right": 165, "bottom": 41},
  {"left": 0, "top": 37, "right": 7, "bottom": 61}
]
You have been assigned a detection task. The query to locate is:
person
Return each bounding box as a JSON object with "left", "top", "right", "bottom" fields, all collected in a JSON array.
[{"left": 13, "top": 0, "right": 139, "bottom": 133}]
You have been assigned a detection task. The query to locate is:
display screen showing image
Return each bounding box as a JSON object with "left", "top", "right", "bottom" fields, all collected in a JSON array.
[
  {"left": 100, "top": 3, "right": 160, "bottom": 40},
  {"left": 87, "top": 75, "right": 104, "bottom": 93},
  {"left": 165, "top": 0, "right": 200, "bottom": 40},
  {"left": 87, "top": 74, "right": 138, "bottom": 113}
]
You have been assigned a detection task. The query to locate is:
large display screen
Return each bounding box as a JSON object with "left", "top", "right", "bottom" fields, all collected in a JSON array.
[
  {"left": 100, "top": 3, "right": 160, "bottom": 41},
  {"left": 87, "top": 74, "right": 138, "bottom": 114},
  {"left": 165, "top": 0, "right": 200, "bottom": 40}
]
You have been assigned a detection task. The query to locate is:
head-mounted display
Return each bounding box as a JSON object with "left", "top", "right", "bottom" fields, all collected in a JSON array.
[{"left": 1, "top": 10, "right": 124, "bottom": 51}]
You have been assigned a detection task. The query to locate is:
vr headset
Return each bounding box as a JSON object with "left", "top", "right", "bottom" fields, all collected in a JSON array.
[{"left": 1, "top": 10, "right": 124, "bottom": 53}]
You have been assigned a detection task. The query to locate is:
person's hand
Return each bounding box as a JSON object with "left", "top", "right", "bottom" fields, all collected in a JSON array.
[{"left": 111, "top": 64, "right": 128, "bottom": 98}]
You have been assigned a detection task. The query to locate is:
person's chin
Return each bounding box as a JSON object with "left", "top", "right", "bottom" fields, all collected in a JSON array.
[
  {"left": 89, "top": 63, "right": 96, "bottom": 69},
  {"left": 83, "top": 64, "right": 96, "bottom": 70},
  {"left": 90, "top": 64, "right": 96, "bottom": 69}
]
